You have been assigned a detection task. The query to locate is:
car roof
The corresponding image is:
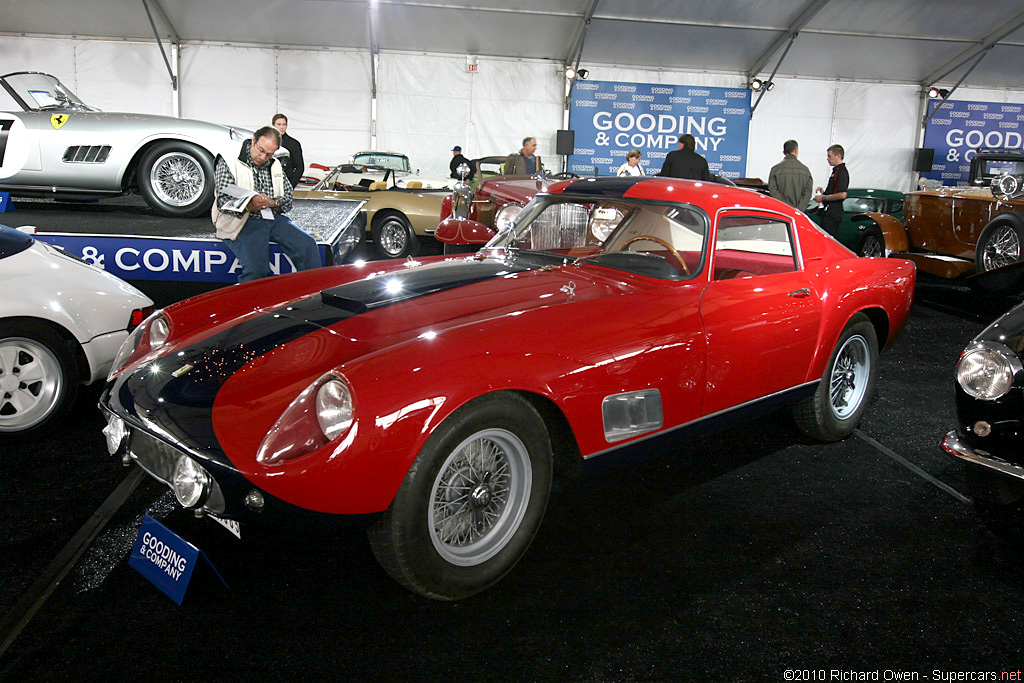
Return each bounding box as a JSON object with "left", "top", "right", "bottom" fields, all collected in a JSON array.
[
  {"left": 846, "top": 188, "right": 904, "bottom": 199},
  {"left": 548, "top": 176, "right": 788, "bottom": 214}
]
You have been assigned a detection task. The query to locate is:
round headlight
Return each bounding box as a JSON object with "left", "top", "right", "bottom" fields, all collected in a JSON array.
[
  {"left": 957, "top": 346, "right": 1017, "bottom": 400},
  {"left": 149, "top": 316, "right": 169, "bottom": 348},
  {"left": 994, "top": 174, "right": 1020, "bottom": 197},
  {"left": 495, "top": 203, "right": 524, "bottom": 232},
  {"left": 316, "top": 378, "right": 353, "bottom": 441},
  {"left": 172, "top": 456, "right": 211, "bottom": 508}
]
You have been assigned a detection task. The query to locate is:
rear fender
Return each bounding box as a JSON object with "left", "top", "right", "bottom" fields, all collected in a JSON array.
[{"left": 854, "top": 212, "right": 908, "bottom": 253}]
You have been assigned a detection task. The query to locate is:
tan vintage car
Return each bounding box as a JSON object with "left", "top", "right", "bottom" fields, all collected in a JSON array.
[
  {"left": 295, "top": 164, "right": 447, "bottom": 259},
  {"left": 875, "top": 150, "right": 1024, "bottom": 278}
]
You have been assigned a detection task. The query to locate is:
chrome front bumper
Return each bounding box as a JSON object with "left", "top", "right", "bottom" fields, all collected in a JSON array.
[{"left": 942, "top": 429, "right": 1024, "bottom": 483}]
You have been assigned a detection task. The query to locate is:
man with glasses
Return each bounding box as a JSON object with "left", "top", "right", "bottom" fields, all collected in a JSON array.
[{"left": 212, "top": 126, "right": 321, "bottom": 283}]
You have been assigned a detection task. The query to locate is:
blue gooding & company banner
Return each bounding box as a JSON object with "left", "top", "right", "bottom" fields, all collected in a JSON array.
[
  {"left": 568, "top": 81, "right": 750, "bottom": 179},
  {"left": 922, "top": 99, "right": 1024, "bottom": 186}
]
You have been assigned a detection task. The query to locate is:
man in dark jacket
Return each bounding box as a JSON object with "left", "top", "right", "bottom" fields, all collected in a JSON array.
[
  {"left": 450, "top": 146, "right": 475, "bottom": 181},
  {"left": 768, "top": 139, "right": 814, "bottom": 209},
  {"left": 658, "top": 134, "right": 711, "bottom": 181},
  {"left": 505, "top": 137, "right": 543, "bottom": 176},
  {"left": 272, "top": 113, "right": 305, "bottom": 188}
]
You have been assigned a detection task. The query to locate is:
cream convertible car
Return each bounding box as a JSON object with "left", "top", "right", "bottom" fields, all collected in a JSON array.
[
  {"left": 0, "top": 71, "right": 248, "bottom": 217},
  {"left": 0, "top": 225, "right": 153, "bottom": 434}
]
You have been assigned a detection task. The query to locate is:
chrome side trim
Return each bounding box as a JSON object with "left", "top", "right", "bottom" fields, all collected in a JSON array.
[
  {"left": 584, "top": 380, "right": 818, "bottom": 460},
  {"left": 942, "top": 429, "right": 1024, "bottom": 482}
]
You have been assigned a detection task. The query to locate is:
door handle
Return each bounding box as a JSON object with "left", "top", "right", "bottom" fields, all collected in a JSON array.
[{"left": 788, "top": 288, "right": 811, "bottom": 298}]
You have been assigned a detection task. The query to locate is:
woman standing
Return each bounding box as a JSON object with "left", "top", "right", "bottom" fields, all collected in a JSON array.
[{"left": 617, "top": 149, "right": 645, "bottom": 177}]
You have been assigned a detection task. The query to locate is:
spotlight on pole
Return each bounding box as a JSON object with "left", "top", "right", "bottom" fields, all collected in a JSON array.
[
  {"left": 565, "top": 66, "right": 576, "bottom": 80},
  {"left": 750, "top": 78, "right": 763, "bottom": 91},
  {"left": 577, "top": 68, "right": 589, "bottom": 80}
]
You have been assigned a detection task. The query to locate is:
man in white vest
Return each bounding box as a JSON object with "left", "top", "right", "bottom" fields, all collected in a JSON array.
[{"left": 212, "top": 126, "right": 321, "bottom": 282}]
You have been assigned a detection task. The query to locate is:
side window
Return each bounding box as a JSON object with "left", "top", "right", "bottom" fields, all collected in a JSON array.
[
  {"left": 890, "top": 199, "right": 904, "bottom": 214},
  {"left": 714, "top": 215, "right": 797, "bottom": 280}
]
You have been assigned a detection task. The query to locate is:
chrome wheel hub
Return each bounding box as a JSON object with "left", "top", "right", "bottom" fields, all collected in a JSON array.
[{"left": 380, "top": 222, "right": 408, "bottom": 256}]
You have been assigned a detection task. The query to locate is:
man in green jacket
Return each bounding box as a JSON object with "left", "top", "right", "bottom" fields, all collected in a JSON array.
[{"left": 768, "top": 139, "right": 813, "bottom": 210}]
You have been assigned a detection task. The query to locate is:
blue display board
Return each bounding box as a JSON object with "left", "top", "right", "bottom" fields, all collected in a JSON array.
[
  {"left": 922, "top": 99, "right": 1024, "bottom": 186},
  {"left": 129, "top": 515, "right": 226, "bottom": 605},
  {"left": 568, "top": 81, "right": 750, "bottom": 179}
]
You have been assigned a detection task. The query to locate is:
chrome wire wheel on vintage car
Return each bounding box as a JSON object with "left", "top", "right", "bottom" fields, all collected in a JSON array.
[
  {"left": 368, "top": 392, "right": 552, "bottom": 600},
  {"left": 977, "top": 220, "right": 1023, "bottom": 272},
  {"left": 0, "top": 325, "right": 78, "bottom": 434},
  {"left": 828, "top": 334, "right": 870, "bottom": 420},
  {"left": 137, "top": 141, "right": 215, "bottom": 218},
  {"left": 794, "top": 313, "right": 879, "bottom": 442},
  {"left": 428, "top": 428, "right": 532, "bottom": 566},
  {"left": 149, "top": 151, "right": 206, "bottom": 208},
  {"left": 857, "top": 228, "right": 885, "bottom": 257}
]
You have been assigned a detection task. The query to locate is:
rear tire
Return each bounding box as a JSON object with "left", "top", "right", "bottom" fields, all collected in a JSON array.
[
  {"left": 793, "top": 314, "right": 879, "bottom": 442},
  {"left": 368, "top": 393, "right": 553, "bottom": 600},
  {"left": 0, "top": 322, "right": 80, "bottom": 434},
  {"left": 372, "top": 212, "right": 419, "bottom": 259}
]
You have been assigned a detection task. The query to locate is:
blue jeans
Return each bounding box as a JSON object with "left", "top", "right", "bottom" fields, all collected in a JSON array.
[{"left": 224, "top": 213, "right": 321, "bottom": 283}]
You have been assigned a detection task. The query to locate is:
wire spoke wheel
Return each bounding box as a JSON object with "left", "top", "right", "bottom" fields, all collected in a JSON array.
[
  {"left": 428, "top": 428, "right": 531, "bottom": 566},
  {"left": 981, "top": 224, "right": 1021, "bottom": 271},
  {"left": 829, "top": 334, "right": 869, "bottom": 420},
  {"left": 379, "top": 219, "right": 409, "bottom": 257},
  {"left": 149, "top": 151, "right": 206, "bottom": 207}
]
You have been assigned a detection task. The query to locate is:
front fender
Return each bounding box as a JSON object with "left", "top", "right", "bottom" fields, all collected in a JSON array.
[
  {"left": 855, "top": 212, "right": 908, "bottom": 253},
  {"left": 435, "top": 217, "right": 496, "bottom": 244}
]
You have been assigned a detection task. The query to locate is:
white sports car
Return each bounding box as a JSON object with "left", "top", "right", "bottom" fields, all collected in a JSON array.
[
  {"left": 0, "top": 224, "right": 153, "bottom": 434},
  {"left": 0, "top": 71, "right": 250, "bottom": 217}
]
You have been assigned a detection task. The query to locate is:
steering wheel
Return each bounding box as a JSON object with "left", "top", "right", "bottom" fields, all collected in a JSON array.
[
  {"left": 621, "top": 234, "right": 690, "bottom": 275},
  {"left": 549, "top": 172, "right": 580, "bottom": 180}
]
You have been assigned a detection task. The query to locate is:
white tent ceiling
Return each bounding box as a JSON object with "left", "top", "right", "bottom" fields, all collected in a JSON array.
[{"left": 3, "top": 0, "right": 1024, "bottom": 91}]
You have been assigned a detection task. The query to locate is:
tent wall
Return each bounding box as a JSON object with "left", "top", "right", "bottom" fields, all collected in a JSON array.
[{"left": 4, "top": 35, "right": 1024, "bottom": 192}]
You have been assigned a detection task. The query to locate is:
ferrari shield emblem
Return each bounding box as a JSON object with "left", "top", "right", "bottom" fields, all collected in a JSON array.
[{"left": 50, "top": 114, "right": 69, "bottom": 129}]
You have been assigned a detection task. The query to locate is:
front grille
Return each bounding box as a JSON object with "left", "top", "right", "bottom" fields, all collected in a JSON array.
[
  {"left": 530, "top": 203, "right": 589, "bottom": 250},
  {"left": 62, "top": 145, "right": 111, "bottom": 163}
]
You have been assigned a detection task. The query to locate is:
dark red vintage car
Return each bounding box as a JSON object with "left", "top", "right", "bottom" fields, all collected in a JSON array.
[{"left": 100, "top": 176, "right": 915, "bottom": 600}]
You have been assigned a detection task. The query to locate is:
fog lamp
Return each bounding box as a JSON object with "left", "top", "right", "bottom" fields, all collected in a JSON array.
[
  {"left": 973, "top": 421, "right": 992, "bottom": 437},
  {"left": 172, "top": 456, "right": 211, "bottom": 508}
]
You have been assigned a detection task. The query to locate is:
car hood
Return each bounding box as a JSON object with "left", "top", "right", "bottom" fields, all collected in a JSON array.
[{"left": 106, "top": 252, "right": 636, "bottom": 461}]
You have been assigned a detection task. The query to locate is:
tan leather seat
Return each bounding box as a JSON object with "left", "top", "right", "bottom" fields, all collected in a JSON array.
[
  {"left": 405, "top": 181, "right": 423, "bottom": 189},
  {"left": 369, "top": 181, "right": 387, "bottom": 191}
]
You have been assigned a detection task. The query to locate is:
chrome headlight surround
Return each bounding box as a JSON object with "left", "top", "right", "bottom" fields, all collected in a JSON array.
[
  {"left": 956, "top": 340, "right": 1024, "bottom": 400},
  {"left": 495, "top": 203, "right": 524, "bottom": 233},
  {"left": 992, "top": 173, "right": 1024, "bottom": 199}
]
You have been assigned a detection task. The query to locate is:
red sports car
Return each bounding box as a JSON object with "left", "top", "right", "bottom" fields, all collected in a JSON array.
[{"left": 100, "top": 176, "right": 915, "bottom": 600}]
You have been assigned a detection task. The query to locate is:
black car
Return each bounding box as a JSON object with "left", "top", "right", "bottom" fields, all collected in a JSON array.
[{"left": 943, "top": 301, "right": 1024, "bottom": 540}]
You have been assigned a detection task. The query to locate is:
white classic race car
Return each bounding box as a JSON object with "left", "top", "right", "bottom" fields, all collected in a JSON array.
[
  {"left": 0, "top": 71, "right": 250, "bottom": 217},
  {"left": 0, "top": 224, "right": 153, "bottom": 434}
]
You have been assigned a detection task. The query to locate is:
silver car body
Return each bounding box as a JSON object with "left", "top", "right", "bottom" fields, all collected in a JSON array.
[{"left": 0, "top": 72, "right": 249, "bottom": 215}]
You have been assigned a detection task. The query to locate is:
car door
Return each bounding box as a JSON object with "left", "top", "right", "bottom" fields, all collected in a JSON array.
[{"left": 699, "top": 210, "right": 823, "bottom": 416}]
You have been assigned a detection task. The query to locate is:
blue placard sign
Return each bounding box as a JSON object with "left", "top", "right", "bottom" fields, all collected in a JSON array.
[
  {"left": 129, "top": 514, "right": 226, "bottom": 605},
  {"left": 32, "top": 232, "right": 326, "bottom": 283},
  {"left": 568, "top": 80, "right": 750, "bottom": 179},
  {"left": 921, "top": 98, "right": 1024, "bottom": 186},
  {"left": 0, "top": 192, "right": 13, "bottom": 212}
]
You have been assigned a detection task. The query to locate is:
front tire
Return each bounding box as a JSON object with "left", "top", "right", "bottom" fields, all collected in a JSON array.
[
  {"left": 372, "top": 212, "right": 419, "bottom": 259},
  {"left": 368, "top": 393, "right": 553, "bottom": 600},
  {"left": 975, "top": 214, "right": 1024, "bottom": 272},
  {"left": 794, "top": 314, "right": 879, "bottom": 442},
  {"left": 0, "top": 322, "right": 80, "bottom": 434},
  {"left": 137, "top": 141, "right": 215, "bottom": 218}
]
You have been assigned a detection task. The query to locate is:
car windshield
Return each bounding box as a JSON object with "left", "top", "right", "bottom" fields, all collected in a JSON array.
[
  {"left": 844, "top": 197, "right": 881, "bottom": 213},
  {"left": 352, "top": 153, "right": 410, "bottom": 172},
  {"left": 1, "top": 72, "right": 94, "bottom": 112},
  {"left": 485, "top": 195, "right": 708, "bottom": 280}
]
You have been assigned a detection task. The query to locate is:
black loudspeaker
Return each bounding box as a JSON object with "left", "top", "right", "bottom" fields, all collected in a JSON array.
[
  {"left": 914, "top": 147, "right": 935, "bottom": 172},
  {"left": 556, "top": 129, "right": 575, "bottom": 156}
]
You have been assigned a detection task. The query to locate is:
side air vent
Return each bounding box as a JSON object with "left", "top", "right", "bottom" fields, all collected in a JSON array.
[{"left": 63, "top": 145, "right": 112, "bottom": 163}]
